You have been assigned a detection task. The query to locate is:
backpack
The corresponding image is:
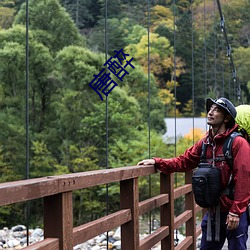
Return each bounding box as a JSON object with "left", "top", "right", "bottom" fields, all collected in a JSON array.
[
  {"left": 192, "top": 162, "right": 221, "bottom": 208},
  {"left": 192, "top": 131, "right": 241, "bottom": 208},
  {"left": 235, "top": 105, "right": 250, "bottom": 142}
]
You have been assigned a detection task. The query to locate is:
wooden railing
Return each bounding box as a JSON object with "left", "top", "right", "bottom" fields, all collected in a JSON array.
[{"left": 0, "top": 165, "right": 203, "bottom": 250}]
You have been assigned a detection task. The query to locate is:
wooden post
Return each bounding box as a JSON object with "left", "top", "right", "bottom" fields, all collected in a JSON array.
[
  {"left": 161, "top": 173, "right": 174, "bottom": 250},
  {"left": 44, "top": 192, "right": 73, "bottom": 250},
  {"left": 120, "top": 178, "right": 139, "bottom": 250},
  {"left": 185, "top": 171, "right": 196, "bottom": 250}
]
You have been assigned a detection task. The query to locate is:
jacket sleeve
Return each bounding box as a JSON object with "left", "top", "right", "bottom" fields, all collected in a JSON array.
[
  {"left": 229, "top": 136, "right": 250, "bottom": 215},
  {"left": 153, "top": 140, "right": 203, "bottom": 174}
]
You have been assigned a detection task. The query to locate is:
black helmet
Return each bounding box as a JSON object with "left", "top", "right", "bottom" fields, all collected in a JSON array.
[{"left": 206, "top": 97, "right": 237, "bottom": 120}]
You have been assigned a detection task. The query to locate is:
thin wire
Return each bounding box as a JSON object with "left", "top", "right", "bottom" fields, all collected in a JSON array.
[
  {"left": 104, "top": 0, "right": 109, "bottom": 248},
  {"left": 173, "top": 1, "right": 177, "bottom": 157},
  {"left": 25, "top": 0, "right": 30, "bottom": 245},
  {"left": 228, "top": 64, "right": 231, "bottom": 100},
  {"left": 219, "top": 37, "right": 225, "bottom": 96},
  {"left": 204, "top": 0, "right": 207, "bottom": 97},
  {"left": 191, "top": 0, "right": 195, "bottom": 145},
  {"left": 147, "top": 0, "right": 152, "bottom": 234},
  {"left": 104, "top": 0, "right": 108, "bottom": 172},
  {"left": 173, "top": 0, "right": 179, "bottom": 245},
  {"left": 147, "top": 0, "right": 151, "bottom": 173},
  {"left": 25, "top": 0, "right": 29, "bottom": 182},
  {"left": 213, "top": 0, "right": 217, "bottom": 95}
]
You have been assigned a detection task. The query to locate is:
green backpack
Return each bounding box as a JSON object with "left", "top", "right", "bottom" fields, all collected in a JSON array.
[{"left": 235, "top": 105, "right": 250, "bottom": 142}]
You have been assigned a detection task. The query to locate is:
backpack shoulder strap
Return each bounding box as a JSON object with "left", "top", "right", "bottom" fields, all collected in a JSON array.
[
  {"left": 200, "top": 141, "right": 208, "bottom": 163},
  {"left": 223, "top": 132, "right": 242, "bottom": 169}
]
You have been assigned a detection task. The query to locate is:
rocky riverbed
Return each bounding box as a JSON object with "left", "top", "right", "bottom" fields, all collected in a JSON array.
[
  {"left": 0, "top": 225, "right": 43, "bottom": 249},
  {"left": 0, "top": 225, "right": 187, "bottom": 249}
]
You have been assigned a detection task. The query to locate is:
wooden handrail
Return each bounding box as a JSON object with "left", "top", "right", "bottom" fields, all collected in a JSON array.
[
  {"left": 0, "top": 165, "right": 155, "bottom": 206},
  {"left": 0, "top": 165, "right": 203, "bottom": 250}
]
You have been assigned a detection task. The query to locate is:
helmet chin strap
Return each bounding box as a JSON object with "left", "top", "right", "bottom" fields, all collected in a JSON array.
[{"left": 210, "top": 116, "right": 226, "bottom": 140}]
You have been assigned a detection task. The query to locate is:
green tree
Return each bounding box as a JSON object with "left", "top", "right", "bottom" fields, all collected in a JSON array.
[
  {"left": 234, "top": 46, "right": 250, "bottom": 102},
  {"left": 0, "top": 38, "right": 27, "bottom": 180},
  {"left": 0, "top": 112, "right": 26, "bottom": 181},
  {"left": 124, "top": 30, "right": 184, "bottom": 119},
  {"left": 79, "top": 87, "right": 143, "bottom": 167},
  {"left": 148, "top": 5, "right": 174, "bottom": 33},
  {"left": 0, "top": 6, "right": 15, "bottom": 29},
  {"left": 222, "top": 0, "right": 250, "bottom": 47},
  {"left": 0, "top": 25, "right": 56, "bottom": 132},
  {"left": 14, "top": 0, "right": 84, "bottom": 52},
  {"left": 120, "top": 65, "right": 166, "bottom": 132},
  {"left": 61, "top": 0, "right": 101, "bottom": 29},
  {"left": 30, "top": 141, "right": 57, "bottom": 177},
  {"left": 86, "top": 17, "right": 139, "bottom": 55},
  {"left": 125, "top": 32, "right": 177, "bottom": 79}
]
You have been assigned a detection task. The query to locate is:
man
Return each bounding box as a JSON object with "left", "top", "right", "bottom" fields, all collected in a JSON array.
[{"left": 138, "top": 97, "right": 250, "bottom": 250}]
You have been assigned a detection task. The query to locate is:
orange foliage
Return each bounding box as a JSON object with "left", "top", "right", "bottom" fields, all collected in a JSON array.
[{"left": 184, "top": 128, "right": 205, "bottom": 142}]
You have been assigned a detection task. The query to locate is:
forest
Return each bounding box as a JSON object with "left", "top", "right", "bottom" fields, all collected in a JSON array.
[{"left": 0, "top": 0, "right": 249, "bottom": 228}]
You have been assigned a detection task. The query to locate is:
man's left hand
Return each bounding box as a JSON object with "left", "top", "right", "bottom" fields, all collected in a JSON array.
[{"left": 226, "top": 213, "right": 240, "bottom": 230}]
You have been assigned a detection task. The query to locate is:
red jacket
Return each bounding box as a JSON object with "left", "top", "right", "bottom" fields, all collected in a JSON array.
[{"left": 154, "top": 124, "right": 250, "bottom": 216}]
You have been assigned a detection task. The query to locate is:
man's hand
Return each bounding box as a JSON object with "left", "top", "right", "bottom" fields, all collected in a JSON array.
[
  {"left": 226, "top": 213, "right": 240, "bottom": 230},
  {"left": 137, "top": 159, "right": 155, "bottom": 166}
]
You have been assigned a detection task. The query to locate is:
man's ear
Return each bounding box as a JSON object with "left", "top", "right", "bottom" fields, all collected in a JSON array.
[{"left": 224, "top": 114, "right": 232, "bottom": 123}]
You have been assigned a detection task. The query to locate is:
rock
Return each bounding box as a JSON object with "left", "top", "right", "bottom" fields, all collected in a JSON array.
[
  {"left": 100, "top": 240, "right": 108, "bottom": 246},
  {"left": 113, "top": 240, "right": 121, "bottom": 249},
  {"left": 91, "top": 245, "right": 101, "bottom": 250},
  {"left": 20, "top": 237, "right": 27, "bottom": 245},
  {"left": 15, "top": 245, "right": 23, "bottom": 249},
  {"left": 30, "top": 228, "right": 43, "bottom": 238},
  {"left": 95, "top": 234, "right": 106, "bottom": 243},
  {"left": 12, "top": 231, "right": 25, "bottom": 238},
  {"left": 108, "top": 236, "right": 116, "bottom": 243},
  {"left": 107, "top": 231, "right": 114, "bottom": 237},
  {"left": 87, "top": 238, "right": 94, "bottom": 245},
  {"left": 0, "top": 230, "right": 7, "bottom": 238},
  {"left": 73, "top": 242, "right": 87, "bottom": 249},
  {"left": 113, "top": 227, "right": 120, "bottom": 240},
  {"left": 11, "top": 226, "right": 26, "bottom": 232},
  {"left": 7, "top": 239, "right": 20, "bottom": 247}
]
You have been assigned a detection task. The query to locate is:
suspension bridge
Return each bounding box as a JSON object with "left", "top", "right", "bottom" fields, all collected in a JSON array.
[{"left": 0, "top": 0, "right": 249, "bottom": 249}]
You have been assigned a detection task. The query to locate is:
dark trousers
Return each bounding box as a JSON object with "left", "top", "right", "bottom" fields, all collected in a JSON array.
[{"left": 200, "top": 210, "right": 249, "bottom": 250}]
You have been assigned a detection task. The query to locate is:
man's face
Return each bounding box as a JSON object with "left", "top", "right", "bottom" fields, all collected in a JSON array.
[{"left": 207, "top": 104, "right": 226, "bottom": 127}]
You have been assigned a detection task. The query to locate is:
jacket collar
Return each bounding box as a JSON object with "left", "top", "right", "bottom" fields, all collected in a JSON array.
[{"left": 206, "top": 124, "right": 239, "bottom": 143}]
